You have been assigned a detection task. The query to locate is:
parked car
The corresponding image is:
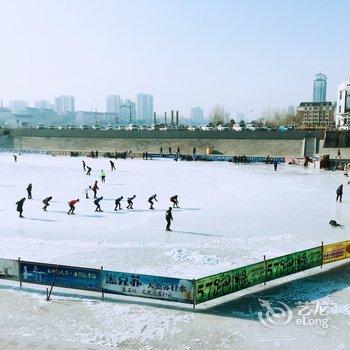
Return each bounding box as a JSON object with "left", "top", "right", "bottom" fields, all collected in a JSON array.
[
  {"left": 217, "top": 125, "right": 229, "bottom": 131},
  {"left": 232, "top": 124, "right": 242, "bottom": 131},
  {"left": 127, "top": 124, "right": 138, "bottom": 130},
  {"left": 118, "top": 125, "right": 126, "bottom": 130},
  {"left": 159, "top": 126, "right": 170, "bottom": 131},
  {"left": 37, "top": 124, "right": 45, "bottom": 130},
  {"left": 92, "top": 124, "right": 102, "bottom": 130},
  {"left": 138, "top": 125, "right": 147, "bottom": 130},
  {"left": 187, "top": 126, "right": 196, "bottom": 131},
  {"left": 58, "top": 125, "right": 66, "bottom": 130},
  {"left": 200, "top": 125, "right": 213, "bottom": 131},
  {"left": 67, "top": 125, "right": 76, "bottom": 129},
  {"left": 80, "top": 124, "right": 89, "bottom": 130}
]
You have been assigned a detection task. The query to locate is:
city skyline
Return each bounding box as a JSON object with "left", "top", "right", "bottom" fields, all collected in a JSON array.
[{"left": 1, "top": 1, "right": 350, "bottom": 118}]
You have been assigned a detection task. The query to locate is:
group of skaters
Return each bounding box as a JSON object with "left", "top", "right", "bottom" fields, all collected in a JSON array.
[{"left": 15, "top": 158, "right": 180, "bottom": 231}]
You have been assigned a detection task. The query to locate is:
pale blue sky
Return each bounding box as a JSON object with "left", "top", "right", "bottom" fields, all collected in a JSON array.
[{"left": 0, "top": 0, "right": 349, "bottom": 117}]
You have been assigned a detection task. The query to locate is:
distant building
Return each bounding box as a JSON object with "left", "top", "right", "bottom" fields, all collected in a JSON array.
[
  {"left": 106, "top": 95, "right": 122, "bottom": 114},
  {"left": 136, "top": 93, "right": 153, "bottom": 122},
  {"left": 334, "top": 80, "right": 350, "bottom": 128},
  {"left": 297, "top": 102, "right": 334, "bottom": 127},
  {"left": 0, "top": 107, "right": 16, "bottom": 127},
  {"left": 313, "top": 73, "right": 327, "bottom": 103},
  {"left": 122, "top": 99, "right": 136, "bottom": 123},
  {"left": 54, "top": 95, "right": 75, "bottom": 114},
  {"left": 190, "top": 106, "right": 204, "bottom": 125},
  {"left": 9, "top": 100, "right": 29, "bottom": 113},
  {"left": 35, "top": 100, "right": 54, "bottom": 110}
]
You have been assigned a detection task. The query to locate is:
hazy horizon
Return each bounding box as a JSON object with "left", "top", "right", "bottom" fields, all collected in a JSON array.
[{"left": 0, "top": 0, "right": 349, "bottom": 118}]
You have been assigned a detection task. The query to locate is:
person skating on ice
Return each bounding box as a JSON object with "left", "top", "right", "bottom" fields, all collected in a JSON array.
[
  {"left": 16, "top": 198, "right": 26, "bottom": 218},
  {"left": 126, "top": 195, "right": 136, "bottom": 209},
  {"left": 114, "top": 196, "right": 123, "bottom": 211},
  {"left": 100, "top": 170, "right": 106, "bottom": 183},
  {"left": 110, "top": 160, "right": 116, "bottom": 171},
  {"left": 92, "top": 181, "right": 99, "bottom": 198},
  {"left": 165, "top": 207, "right": 173, "bottom": 231},
  {"left": 336, "top": 184, "right": 343, "bottom": 202},
  {"left": 13, "top": 155, "right": 17, "bottom": 162},
  {"left": 273, "top": 159, "right": 278, "bottom": 171},
  {"left": 94, "top": 196, "right": 103, "bottom": 212},
  {"left": 85, "top": 185, "right": 92, "bottom": 199},
  {"left": 170, "top": 195, "right": 179, "bottom": 208},
  {"left": 82, "top": 160, "right": 86, "bottom": 171},
  {"left": 86, "top": 166, "right": 92, "bottom": 176},
  {"left": 26, "top": 183, "right": 33, "bottom": 199},
  {"left": 148, "top": 194, "right": 158, "bottom": 209},
  {"left": 42, "top": 196, "right": 53, "bottom": 211},
  {"left": 67, "top": 199, "right": 79, "bottom": 215}
]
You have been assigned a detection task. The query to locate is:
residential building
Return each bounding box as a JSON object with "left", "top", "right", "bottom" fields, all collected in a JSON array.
[
  {"left": 313, "top": 73, "right": 327, "bottom": 103},
  {"left": 334, "top": 80, "right": 350, "bottom": 128},
  {"left": 35, "top": 100, "right": 54, "bottom": 110},
  {"left": 106, "top": 95, "right": 122, "bottom": 114},
  {"left": 136, "top": 93, "right": 153, "bottom": 122},
  {"left": 9, "top": 100, "right": 29, "bottom": 113},
  {"left": 190, "top": 106, "right": 204, "bottom": 125},
  {"left": 297, "top": 102, "right": 334, "bottom": 127},
  {"left": 121, "top": 99, "right": 136, "bottom": 124},
  {"left": 54, "top": 95, "right": 75, "bottom": 114}
]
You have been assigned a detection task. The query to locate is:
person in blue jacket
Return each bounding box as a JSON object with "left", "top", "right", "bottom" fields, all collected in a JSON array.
[{"left": 94, "top": 196, "right": 103, "bottom": 212}]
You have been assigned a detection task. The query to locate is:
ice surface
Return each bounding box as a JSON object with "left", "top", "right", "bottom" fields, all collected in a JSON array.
[{"left": 0, "top": 153, "right": 349, "bottom": 349}]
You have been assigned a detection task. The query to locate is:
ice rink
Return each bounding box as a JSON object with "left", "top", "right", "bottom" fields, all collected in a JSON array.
[{"left": 0, "top": 152, "right": 349, "bottom": 349}]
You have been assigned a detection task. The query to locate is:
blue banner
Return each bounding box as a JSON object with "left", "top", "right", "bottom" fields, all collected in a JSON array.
[
  {"left": 20, "top": 261, "right": 101, "bottom": 291},
  {"left": 102, "top": 271, "right": 193, "bottom": 303}
]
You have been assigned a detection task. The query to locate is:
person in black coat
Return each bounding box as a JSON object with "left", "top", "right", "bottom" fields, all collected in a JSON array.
[
  {"left": 336, "top": 185, "right": 343, "bottom": 202},
  {"left": 16, "top": 198, "right": 26, "bottom": 218},
  {"left": 94, "top": 196, "right": 103, "bottom": 212},
  {"left": 165, "top": 207, "right": 173, "bottom": 231},
  {"left": 148, "top": 194, "right": 158, "bottom": 209},
  {"left": 126, "top": 195, "right": 136, "bottom": 209},
  {"left": 110, "top": 160, "right": 116, "bottom": 171},
  {"left": 86, "top": 166, "right": 92, "bottom": 176},
  {"left": 82, "top": 160, "right": 86, "bottom": 171},
  {"left": 114, "top": 196, "right": 123, "bottom": 211},
  {"left": 42, "top": 196, "right": 53, "bottom": 211},
  {"left": 170, "top": 195, "right": 179, "bottom": 208},
  {"left": 26, "top": 183, "right": 33, "bottom": 199}
]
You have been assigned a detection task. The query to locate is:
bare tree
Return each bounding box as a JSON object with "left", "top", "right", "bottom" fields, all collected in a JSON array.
[
  {"left": 259, "top": 107, "right": 300, "bottom": 127},
  {"left": 209, "top": 105, "right": 230, "bottom": 126}
]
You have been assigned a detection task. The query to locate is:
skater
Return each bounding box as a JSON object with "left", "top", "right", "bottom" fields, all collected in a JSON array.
[
  {"left": 169, "top": 147, "right": 172, "bottom": 154},
  {"left": 82, "top": 160, "right": 86, "bottom": 171},
  {"left": 67, "top": 198, "right": 79, "bottom": 215},
  {"left": 92, "top": 181, "right": 99, "bottom": 198},
  {"left": 84, "top": 185, "right": 92, "bottom": 199},
  {"left": 170, "top": 195, "right": 179, "bottom": 208},
  {"left": 160, "top": 147, "right": 163, "bottom": 155},
  {"left": 148, "top": 194, "right": 158, "bottom": 210},
  {"left": 110, "top": 160, "right": 116, "bottom": 171},
  {"left": 273, "top": 159, "right": 278, "bottom": 171},
  {"left": 13, "top": 155, "right": 17, "bottom": 162},
  {"left": 114, "top": 196, "right": 123, "bottom": 211},
  {"left": 94, "top": 196, "right": 103, "bottom": 212},
  {"left": 26, "top": 183, "right": 33, "bottom": 199},
  {"left": 126, "top": 195, "right": 136, "bottom": 209},
  {"left": 42, "top": 196, "right": 52, "bottom": 211},
  {"left": 100, "top": 170, "right": 106, "bottom": 183},
  {"left": 335, "top": 149, "right": 341, "bottom": 159},
  {"left": 336, "top": 184, "right": 343, "bottom": 202},
  {"left": 86, "top": 166, "right": 92, "bottom": 175},
  {"left": 165, "top": 207, "right": 173, "bottom": 231},
  {"left": 16, "top": 198, "right": 26, "bottom": 218},
  {"left": 329, "top": 219, "right": 342, "bottom": 227}
]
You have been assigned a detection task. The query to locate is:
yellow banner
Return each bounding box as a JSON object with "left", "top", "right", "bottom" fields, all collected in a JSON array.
[{"left": 323, "top": 240, "right": 350, "bottom": 264}]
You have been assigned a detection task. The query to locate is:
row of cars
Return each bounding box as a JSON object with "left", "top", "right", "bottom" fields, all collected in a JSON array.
[{"left": 36, "top": 123, "right": 292, "bottom": 132}]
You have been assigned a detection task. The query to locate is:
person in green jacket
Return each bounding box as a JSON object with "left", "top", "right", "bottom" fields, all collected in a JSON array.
[{"left": 100, "top": 170, "right": 106, "bottom": 183}]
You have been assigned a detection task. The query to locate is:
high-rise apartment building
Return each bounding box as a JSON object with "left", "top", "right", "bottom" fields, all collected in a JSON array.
[
  {"left": 9, "top": 100, "right": 29, "bottom": 113},
  {"left": 313, "top": 73, "right": 327, "bottom": 103},
  {"left": 35, "top": 100, "right": 54, "bottom": 110},
  {"left": 106, "top": 95, "right": 122, "bottom": 114},
  {"left": 54, "top": 95, "right": 75, "bottom": 114},
  {"left": 190, "top": 106, "right": 204, "bottom": 125},
  {"left": 136, "top": 93, "right": 153, "bottom": 121}
]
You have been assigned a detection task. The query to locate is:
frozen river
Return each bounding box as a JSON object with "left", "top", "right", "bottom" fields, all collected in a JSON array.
[{"left": 0, "top": 153, "right": 349, "bottom": 349}]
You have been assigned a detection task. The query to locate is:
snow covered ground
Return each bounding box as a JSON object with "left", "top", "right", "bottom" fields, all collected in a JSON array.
[{"left": 0, "top": 152, "right": 349, "bottom": 349}]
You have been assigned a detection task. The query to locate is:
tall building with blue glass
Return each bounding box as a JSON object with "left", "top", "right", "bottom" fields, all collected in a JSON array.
[{"left": 313, "top": 73, "right": 327, "bottom": 102}]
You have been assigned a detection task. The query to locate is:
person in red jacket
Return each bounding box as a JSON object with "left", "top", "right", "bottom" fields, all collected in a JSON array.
[
  {"left": 67, "top": 199, "right": 79, "bottom": 215},
  {"left": 92, "top": 181, "right": 99, "bottom": 199}
]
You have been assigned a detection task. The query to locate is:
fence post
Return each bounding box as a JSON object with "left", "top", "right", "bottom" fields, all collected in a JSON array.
[
  {"left": 321, "top": 241, "right": 324, "bottom": 269},
  {"left": 47, "top": 265, "right": 60, "bottom": 301},
  {"left": 192, "top": 279, "right": 196, "bottom": 310},
  {"left": 18, "top": 257, "right": 22, "bottom": 288},
  {"left": 101, "top": 266, "right": 104, "bottom": 298},
  {"left": 263, "top": 255, "right": 267, "bottom": 286}
]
